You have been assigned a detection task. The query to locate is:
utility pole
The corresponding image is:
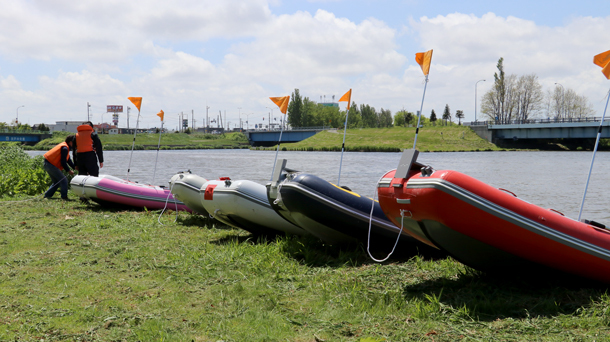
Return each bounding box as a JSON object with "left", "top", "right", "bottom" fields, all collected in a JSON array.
[
  {"left": 206, "top": 106, "right": 210, "bottom": 133},
  {"left": 87, "top": 102, "right": 91, "bottom": 121},
  {"left": 127, "top": 106, "right": 131, "bottom": 130},
  {"left": 192, "top": 110, "right": 194, "bottom": 130},
  {"left": 238, "top": 107, "right": 242, "bottom": 131}
]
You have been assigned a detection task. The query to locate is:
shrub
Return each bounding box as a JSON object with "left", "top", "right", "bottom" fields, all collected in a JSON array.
[{"left": 0, "top": 144, "right": 50, "bottom": 197}]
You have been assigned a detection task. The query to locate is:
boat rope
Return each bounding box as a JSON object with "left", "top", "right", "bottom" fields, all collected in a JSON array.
[
  {"left": 158, "top": 180, "right": 179, "bottom": 225},
  {"left": 77, "top": 176, "right": 92, "bottom": 199},
  {"left": 366, "top": 172, "right": 404, "bottom": 263}
]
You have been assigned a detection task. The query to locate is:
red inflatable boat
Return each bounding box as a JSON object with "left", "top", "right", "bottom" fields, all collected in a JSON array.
[{"left": 377, "top": 149, "right": 610, "bottom": 283}]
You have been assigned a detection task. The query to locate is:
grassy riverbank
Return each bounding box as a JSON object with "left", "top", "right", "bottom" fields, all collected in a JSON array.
[
  {"left": 265, "top": 126, "right": 500, "bottom": 152},
  {"left": 27, "top": 126, "right": 501, "bottom": 152},
  {"left": 29, "top": 132, "right": 251, "bottom": 151},
  {"left": 1, "top": 194, "right": 609, "bottom": 341}
]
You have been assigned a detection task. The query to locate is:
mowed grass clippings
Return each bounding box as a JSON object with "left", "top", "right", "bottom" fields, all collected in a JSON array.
[{"left": 1, "top": 196, "right": 610, "bottom": 341}]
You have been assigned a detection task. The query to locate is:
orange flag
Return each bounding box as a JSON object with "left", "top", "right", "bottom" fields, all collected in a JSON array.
[
  {"left": 270, "top": 96, "right": 290, "bottom": 114},
  {"left": 339, "top": 89, "right": 352, "bottom": 110},
  {"left": 128, "top": 97, "right": 142, "bottom": 111},
  {"left": 157, "top": 110, "right": 164, "bottom": 121},
  {"left": 594, "top": 50, "right": 610, "bottom": 80},
  {"left": 415, "top": 49, "right": 433, "bottom": 76}
]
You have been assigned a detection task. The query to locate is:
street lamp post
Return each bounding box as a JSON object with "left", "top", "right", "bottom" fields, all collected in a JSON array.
[
  {"left": 16, "top": 105, "right": 24, "bottom": 127},
  {"left": 555, "top": 83, "right": 564, "bottom": 120},
  {"left": 475, "top": 80, "right": 485, "bottom": 122},
  {"left": 266, "top": 107, "right": 274, "bottom": 130},
  {"left": 237, "top": 107, "right": 242, "bottom": 131}
]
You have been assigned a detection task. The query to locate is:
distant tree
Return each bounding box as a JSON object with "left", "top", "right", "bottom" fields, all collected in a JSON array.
[
  {"left": 302, "top": 96, "right": 316, "bottom": 127},
  {"left": 442, "top": 104, "right": 451, "bottom": 125},
  {"left": 378, "top": 108, "right": 393, "bottom": 127},
  {"left": 287, "top": 88, "right": 304, "bottom": 127},
  {"left": 360, "top": 104, "right": 377, "bottom": 128},
  {"left": 455, "top": 110, "right": 464, "bottom": 125},
  {"left": 37, "top": 123, "right": 49, "bottom": 132},
  {"left": 430, "top": 110, "right": 437, "bottom": 125},
  {"left": 393, "top": 110, "right": 415, "bottom": 127},
  {"left": 549, "top": 85, "right": 594, "bottom": 120},
  {"left": 393, "top": 112, "right": 406, "bottom": 127}
]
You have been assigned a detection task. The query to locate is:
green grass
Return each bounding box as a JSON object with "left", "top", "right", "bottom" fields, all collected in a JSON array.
[
  {"left": 1, "top": 195, "right": 609, "bottom": 341},
  {"left": 260, "top": 126, "right": 501, "bottom": 152},
  {"left": 28, "top": 132, "right": 250, "bottom": 151}
]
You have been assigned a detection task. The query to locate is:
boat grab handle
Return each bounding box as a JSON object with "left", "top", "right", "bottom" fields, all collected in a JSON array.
[
  {"left": 548, "top": 208, "right": 565, "bottom": 216},
  {"left": 498, "top": 188, "right": 517, "bottom": 197}
]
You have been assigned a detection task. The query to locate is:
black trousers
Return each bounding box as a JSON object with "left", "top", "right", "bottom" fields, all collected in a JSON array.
[{"left": 77, "top": 151, "right": 100, "bottom": 177}]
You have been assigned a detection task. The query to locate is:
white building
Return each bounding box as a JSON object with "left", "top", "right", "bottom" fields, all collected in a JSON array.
[{"left": 49, "top": 121, "right": 82, "bottom": 133}]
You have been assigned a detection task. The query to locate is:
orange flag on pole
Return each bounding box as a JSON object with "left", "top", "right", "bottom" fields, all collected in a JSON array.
[
  {"left": 339, "top": 89, "right": 352, "bottom": 110},
  {"left": 594, "top": 50, "right": 610, "bottom": 80},
  {"left": 157, "top": 110, "right": 164, "bottom": 121},
  {"left": 270, "top": 96, "right": 290, "bottom": 114},
  {"left": 415, "top": 49, "right": 433, "bottom": 76},
  {"left": 128, "top": 97, "right": 142, "bottom": 111}
]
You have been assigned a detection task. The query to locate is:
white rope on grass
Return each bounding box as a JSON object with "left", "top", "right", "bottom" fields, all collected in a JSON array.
[
  {"left": 366, "top": 171, "right": 404, "bottom": 263},
  {"left": 158, "top": 181, "right": 179, "bottom": 225}
]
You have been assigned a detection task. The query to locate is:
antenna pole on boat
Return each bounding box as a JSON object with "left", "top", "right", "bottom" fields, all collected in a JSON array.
[
  {"left": 126, "top": 110, "right": 140, "bottom": 182},
  {"left": 270, "top": 117, "right": 285, "bottom": 181},
  {"left": 413, "top": 74, "right": 429, "bottom": 149},
  {"left": 337, "top": 107, "right": 350, "bottom": 186},
  {"left": 578, "top": 88, "right": 610, "bottom": 221},
  {"left": 152, "top": 120, "right": 164, "bottom": 185}
]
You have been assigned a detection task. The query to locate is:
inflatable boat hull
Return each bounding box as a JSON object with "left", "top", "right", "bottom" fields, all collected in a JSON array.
[
  {"left": 201, "top": 178, "right": 307, "bottom": 236},
  {"left": 169, "top": 172, "right": 209, "bottom": 216},
  {"left": 71, "top": 174, "right": 190, "bottom": 211},
  {"left": 378, "top": 166, "right": 610, "bottom": 283},
  {"left": 269, "top": 169, "right": 420, "bottom": 250}
]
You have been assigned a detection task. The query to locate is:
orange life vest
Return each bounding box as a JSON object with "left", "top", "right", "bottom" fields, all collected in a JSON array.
[
  {"left": 44, "top": 142, "right": 70, "bottom": 170},
  {"left": 76, "top": 125, "right": 94, "bottom": 153}
]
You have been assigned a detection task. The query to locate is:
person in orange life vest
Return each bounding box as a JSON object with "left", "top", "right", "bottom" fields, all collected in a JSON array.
[
  {"left": 74, "top": 121, "right": 104, "bottom": 177},
  {"left": 43, "top": 135, "right": 76, "bottom": 200}
]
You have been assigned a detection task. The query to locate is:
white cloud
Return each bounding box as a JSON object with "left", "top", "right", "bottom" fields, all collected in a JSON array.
[{"left": 1, "top": 2, "right": 610, "bottom": 126}]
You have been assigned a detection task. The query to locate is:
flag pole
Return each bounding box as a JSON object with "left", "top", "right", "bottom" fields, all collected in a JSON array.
[
  {"left": 269, "top": 96, "right": 290, "bottom": 181},
  {"left": 413, "top": 74, "right": 429, "bottom": 149},
  {"left": 337, "top": 89, "right": 352, "bottom": 186},
  {"left": 578, "top": 88, "right": 610, "bottom": 221},
  {"left": 127, "top": 110, "right": 140, "bottom": 181},
  {"left": 270, "top": 118, "right": 285, "bottom": 181},
  {"left": 126, "top": 97, "right": 142, "bottom": 182},
  {"left": 338, "top": 108, "right": 350, "bottom": 186},
  {"left": 152, "top": 120, "right": 164, "bottom": 185}
]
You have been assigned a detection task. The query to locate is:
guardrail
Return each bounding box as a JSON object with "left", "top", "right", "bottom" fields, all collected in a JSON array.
[
  {"left": 0, "top": 129, "right": 49, "bottom": 134},
  {"left": 465, "top": 116, "right": 607, "bottom": 126},
  {"left": 242, "top": 126, "right": 330, "bottom": 132}
]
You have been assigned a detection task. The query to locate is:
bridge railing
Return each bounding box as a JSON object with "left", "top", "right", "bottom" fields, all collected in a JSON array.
[
  {"left": 464, "top": 116, "right": 608, "bottom": 127},
  {"left": 244, "top": 126, "right": 329, "bottom": 132},
  {"left": 0, "top": 129, "right": 48, "bottom": 134}
]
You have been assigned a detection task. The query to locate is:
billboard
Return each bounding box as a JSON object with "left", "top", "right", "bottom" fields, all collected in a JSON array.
[{"left": 107, "top": 105, "right": 123, "bottom": 113}]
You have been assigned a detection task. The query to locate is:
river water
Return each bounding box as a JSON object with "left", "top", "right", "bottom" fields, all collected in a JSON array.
[{"left": 28, "top": 149, "right": 609, "bottom": 223}]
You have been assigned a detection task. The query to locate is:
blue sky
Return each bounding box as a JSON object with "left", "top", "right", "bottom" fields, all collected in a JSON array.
[{"left": 0, "top": 0, "right": 609, "bottom": 129}]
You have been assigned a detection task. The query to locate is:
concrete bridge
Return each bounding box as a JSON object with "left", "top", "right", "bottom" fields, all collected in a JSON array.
[
  {"left": 0, "top": 130, "right": 52, "bottom": 145},
  {"left": 467, "top": 117, "right": 610, "bottom": 145},
  {"left": 245, "top": 128, "right": 325, "bottom": 147}
]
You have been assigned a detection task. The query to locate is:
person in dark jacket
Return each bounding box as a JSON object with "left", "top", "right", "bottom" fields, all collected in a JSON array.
[
  {"left": 74, "top": 121, "right": 104, "bottom": 176},
  {"left": 43, "top": 135, "right": 76, "bottom": 200}
]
